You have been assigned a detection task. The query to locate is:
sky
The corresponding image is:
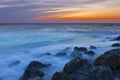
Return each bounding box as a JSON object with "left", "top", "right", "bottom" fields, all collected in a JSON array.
[{"left": 0, "top": 0, "right": 120, "bottom": 23}]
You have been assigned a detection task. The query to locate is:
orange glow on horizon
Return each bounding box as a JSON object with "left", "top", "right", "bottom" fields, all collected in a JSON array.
[{"left": 33, "top": 11, "right": 120, "bottom": 21}]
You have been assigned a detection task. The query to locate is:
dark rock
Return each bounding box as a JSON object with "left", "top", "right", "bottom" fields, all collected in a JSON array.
[
  {"left": 113, "top": 70, "right": 120, "bottom": 79},
  {"left": 83, "top": 66, "right": 114, "bottom": 80},
  {"left": 74, "top": 47, "right": 87, "bottom": 52},
  {"left": 112, "top": 43, "right": 120, "bottom": 47},
  {"left": 94, "top": 49, "right": 120, "bottom": 70},
  {"left": 115, "top": 36, "right": 120, "bottom": 40},
  {"left": 9, "top": 60, "right": 21, "bottom": 67},
  {"left": 45, "top": 53, "right": 51, "bottom": 55},
  {"left": 20, "top": 61, "right": 50, "bottom": 80},
  {"left": 71, "top": 47, "right": 87, "bottom": 57},
  {"left": 90, "top": 45, "right": 96, "bottom": 49},
  {"left": 28, "top": 77, "right": 42, "bottom": 80},
  {"left": 52, "top": 72, "right": 69, "bottom": 80},
  {"left": 85, "top": 51, "right": 95, "bottom": 55},
  {"left": 71, "top": 51, "right": 82, "bottom": 58},
  {"left": 55, "top": 51, "right": 67, "bottom": 57},
  {"left": 63, "top": 57, "right": 88, "bottom": 74}
]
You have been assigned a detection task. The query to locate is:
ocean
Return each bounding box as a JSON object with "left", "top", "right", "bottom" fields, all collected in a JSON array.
[{"left": 0, "top": 23, "right": 120, "bottom": 80}]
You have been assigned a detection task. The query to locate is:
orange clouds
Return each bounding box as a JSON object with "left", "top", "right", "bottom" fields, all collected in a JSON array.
[
  {"left": 32, "top": 0, "right": 120, "bottom": 22},
  {"left": 33, "top": 11, "right": 120, "bottom": 21}
]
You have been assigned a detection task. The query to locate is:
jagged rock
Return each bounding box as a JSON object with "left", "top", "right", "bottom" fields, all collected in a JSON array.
[
  {"left": 19, "top": 61, "right": 50, "bottom": 80},
  {"left": 71, "top": 47, "right": 87, "bottom": 57},
  {"left": 112, "top": 43, "right": 120, "bottom": 47},
  {"left": 52, "top": 72, "right": 69, "bottom": 80},
  {"left": 63, "top": 57, "right": 89, "bottom": 74},
  {"left": 45, "top": 53, "right": 51, "bottom": 55},
  {"left": 85, "top": 51, "right": 95, "bottom": 55},
  {"left": 115, "top": 36, "right": 120, "bottom": 40},
  {"left": 94, "top": 49, "right": 120, "bottom": 70},
  {"left": 74, "top": 47, "right": 87, "bottom": 52},
  {"left": 55, "top": 51, "right": 67, "bottom": 57},
  {"left": 83, "top": 66, "right": 114, "bottom": 80},
  {"left": 90, "top": 45, "right": 96, "bottom": 49}
]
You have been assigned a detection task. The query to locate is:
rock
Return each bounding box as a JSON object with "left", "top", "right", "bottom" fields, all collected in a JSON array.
[
  {"left": 114, "top": 78, "right": 120, "bottom": 80},
  {"left": 74, "top": 47, "right": 87, "bottom": 52},
  {"left": 94, "top": 49, "right": 120, "bottom": 70},
  {"left": 52, "top": 72, "right": 69, "bottom": 80},
  {"left": 71, "top": 51, "right": 82, "bottom": 58},
  {"left": 83, "top": 66, "right": 114, "bottom": 80},
  {"left": 55, "top": 51, "right": 67, "bottom": 57},
  {"left": 63, "top": 57, "right": 88, "bottom": 74},
  {"left": 113, "top": 70, "right": 120, "bottom": 80},
  {"left": 115, "top": 36, "right": 120, "bottom": 40},
  {"left": 71, "top": 47, "right": 87, "bottom": 57},
  {"left": 85, "top": 51, "right": 95, "bottom": 55},
  {"left": 20, "top": 61, "right": 50, "bottom": 80},
  {"left": 90, "top": 45, "right": 96, "bottom": 49},
  {"left": 9, "top": 60, "right": 21, "bottom": 67},
  {"left": 45, "top": 53, "right": 51, "bottom": 55},
  {"left": 112, "top": 43, "right": 120, "bottom": 47},
  {"left": 28, "top": 77, "right": 42, "bottom": 80}
]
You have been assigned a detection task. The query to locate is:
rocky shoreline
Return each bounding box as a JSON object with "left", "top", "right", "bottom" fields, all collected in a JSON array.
[{"left": 19, "top": 35, "right": 120, "bottom": 80}]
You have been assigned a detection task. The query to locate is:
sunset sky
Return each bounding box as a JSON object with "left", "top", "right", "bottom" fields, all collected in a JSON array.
[{"left": 0, "top": 0, "right": 120, "bottom": 23}]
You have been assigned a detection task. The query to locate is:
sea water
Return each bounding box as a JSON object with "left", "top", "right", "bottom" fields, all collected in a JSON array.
[{"left": 0, "top": 23, "right": 120, "bottom": 80}]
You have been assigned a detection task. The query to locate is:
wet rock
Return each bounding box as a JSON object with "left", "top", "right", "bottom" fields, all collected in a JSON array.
[
  {"left": 71, "top": 47, "right": 87, "bottom": 57},
  {"left": 85, "top": 51, "right": 95, "bottom": 55},
  {"left": 62, "top": 57, "right": 93, "bottom": 80},
  {"left": 115, "top": 36, "right": 120, "bottom": 40},
  {"left": 20, "top": 61, "right": 50, "bottom": 80},
  {"left": 94, "top": 49, "right": 120, "bottom": 70},
  {"left": 112, "top": 43, "right": 120, "bottom": 47},
  {"left": 45, "top": 53, "right": 51, "bottom": 55},
  {"left": 55, "top": 51, "right": 67, "bottom": 57},
  {"left": 83, "top": 66, "right": 114, "bottom": 80},
  {"left": 9, "top": 60, "right": 21, "bottom": 67},
  {"left": 113, "top": 70, "right": 120, "bottom": 80},
  {"left": 74, "top": 47, "right": 87, "bottom": 52},
  {"left": 71, "top": 51, "right": 82, "bottom": 58},
  {"left": 52, "top": 72, "right": 69, "bottom": 80},
  {"left": 114, "top": 78, "right": 120, "bottom": 80},
  {"left": 90, "top": 45, "right": 96, "bottom": 49},
  {"left": 63, "top": 57, "right": 89, "bottom": 74},
  {"left": 28, "top": 77, "right": 42, "bottom": 80}
]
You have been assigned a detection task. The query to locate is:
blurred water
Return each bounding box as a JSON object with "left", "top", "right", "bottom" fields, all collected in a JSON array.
[{"left": 0, "top": 23, "right": 120, "bottom": 80}]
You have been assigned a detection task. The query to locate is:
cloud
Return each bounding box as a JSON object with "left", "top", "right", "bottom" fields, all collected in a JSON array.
[{"left": 0, "top": 0, "right": 119, "bottom": 23}]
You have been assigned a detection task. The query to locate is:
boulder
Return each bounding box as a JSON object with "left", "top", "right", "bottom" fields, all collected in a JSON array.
[
  {"left": 85, "top": 51, "right": 95, "bottom": 55},
  {"left": 112, "top": 43, "right": 120, "bottom": 47},
  {"left": 55, "top": 51, "right": 67, "bottom": 57},
  {"left": 71, "top": 47, "right": 87, "bottom": 57},
  {"left": 63, "top": 57, "right": 88, "bottom": 74},
  {"left": 20, "top": 61, "right": 50, "bottom": 80},
  {"left": 90, "top": 45, "right": 96, "bottom": 49},
  {"left": 52, "top": 72, "right": 69, "bottom": 80},
  {"left": 94, "top": 49, "right": 120, "bottom": 70},
  {"left": 83, "top": 66, "right": 114, "bottom": 80},
  {"left": 28, "top": 77, "right": 42, "bottom": 80},
  {"left": 115, "top": 36, "right": 120, "bottom": 40},
  {"left": 74, "top": 47, "right": 87, "bottom": 52}
]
